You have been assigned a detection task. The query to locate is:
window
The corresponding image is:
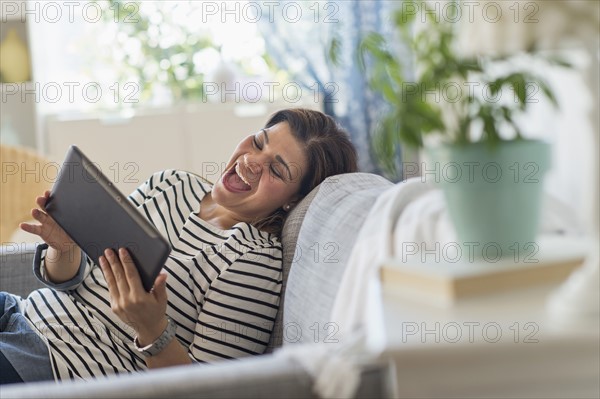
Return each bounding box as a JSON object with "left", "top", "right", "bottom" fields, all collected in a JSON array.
[{"left": 25, "top": 0, "right": 286, "bottom": 115}]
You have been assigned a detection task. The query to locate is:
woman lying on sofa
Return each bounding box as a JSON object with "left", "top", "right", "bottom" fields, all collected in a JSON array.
[{"left": 1, "top": 108, "right": 358, "bottom": 384}]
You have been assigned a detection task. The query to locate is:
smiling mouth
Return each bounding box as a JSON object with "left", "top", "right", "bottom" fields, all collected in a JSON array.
[{"left": 222, "top": 163, "right": 252, "bottom": 192}]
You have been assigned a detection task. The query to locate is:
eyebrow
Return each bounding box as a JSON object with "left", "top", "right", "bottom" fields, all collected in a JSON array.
[{"left": 262, "top": 129, "right": 292, "bottom": 180}]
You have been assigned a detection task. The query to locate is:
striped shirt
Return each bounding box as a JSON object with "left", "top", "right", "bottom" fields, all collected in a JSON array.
[{"left": 21, "top": 170, "right": 283, "bottom": 381}]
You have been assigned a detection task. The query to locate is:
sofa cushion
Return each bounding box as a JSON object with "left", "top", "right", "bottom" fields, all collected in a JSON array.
[
  {"left": 265, "top": 184, "right": 321, "bottom": 352},
  {"left": 281, "top": 173, "right": 392, "bottom": 345},
  {"left": 0, "top": 243, "right": 43, "bottom": 298}
]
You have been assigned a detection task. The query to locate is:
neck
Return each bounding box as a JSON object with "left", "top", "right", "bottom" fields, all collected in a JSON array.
[{"left": 198, "top": 193, "right": 243, "bottom": 231}]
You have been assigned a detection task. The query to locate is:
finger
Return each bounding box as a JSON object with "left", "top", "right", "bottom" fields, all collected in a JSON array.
[
  {"left": 118, "top": 248, "right": 145, "bottom": 295},
  {"left": 152, "top": 272, "right": 168, "bottom": 303},
  {"left": 36, "top": 196, "right": 47, "bottom": 210},
  {"left": 19, "top": 221, "right": 42, "bottom": 236},
  {"left": 30, "top": 209, "right": 55, "bottom": 241},
  {"left": 31, "top": 208, "right": 48, "bottom": 224},
  {"left": 99, "top": 255, "right": 120, "bottom": 301},
  {"left": 36, "top": 191, "right": 52, "bottom": 209},
  {"left": 105, "top": 248, "right": 130, "bottom": 295}
]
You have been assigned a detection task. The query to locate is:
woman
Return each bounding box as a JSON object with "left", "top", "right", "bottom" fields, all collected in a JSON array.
[{"left": 1, "top": 108, "right": 358, "bottom": 384}]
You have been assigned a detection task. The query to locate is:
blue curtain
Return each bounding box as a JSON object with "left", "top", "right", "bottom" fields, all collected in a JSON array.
[{"left": 258, "top": 0, "right": 407, "bottom": 176}]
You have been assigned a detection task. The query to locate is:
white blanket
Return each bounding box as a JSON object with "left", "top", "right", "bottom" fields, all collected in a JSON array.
[{"left": 330, "top": 177, "right": 436, "bottom": 339}]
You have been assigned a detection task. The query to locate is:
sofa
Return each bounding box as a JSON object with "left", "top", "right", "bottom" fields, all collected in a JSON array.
[{"left": 0, "top": 172, "right": 395, "bottom": 399}]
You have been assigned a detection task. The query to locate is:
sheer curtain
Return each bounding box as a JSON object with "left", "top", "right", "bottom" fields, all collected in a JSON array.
[{"left": 257, "top": 0, "right": 406, "bottom": 175}]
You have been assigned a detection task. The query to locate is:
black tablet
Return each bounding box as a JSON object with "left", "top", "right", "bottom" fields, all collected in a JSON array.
[{"left": 45, "top": 145, "right": 170, "bottom": 291}]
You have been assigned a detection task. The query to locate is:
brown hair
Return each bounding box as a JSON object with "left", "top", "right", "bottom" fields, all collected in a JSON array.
[{"left": 253, "top": 108, "right": 358, "bottom": 235}]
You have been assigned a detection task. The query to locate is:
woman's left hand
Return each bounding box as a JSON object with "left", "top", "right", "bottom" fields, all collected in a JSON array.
[{"left": 100, "top": 248, "right": 169, "bottom": 345}]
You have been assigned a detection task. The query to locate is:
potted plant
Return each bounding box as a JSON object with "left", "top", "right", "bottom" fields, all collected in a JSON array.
[{"left": 355, "top": 0, "right": 568, "bottom": 258}]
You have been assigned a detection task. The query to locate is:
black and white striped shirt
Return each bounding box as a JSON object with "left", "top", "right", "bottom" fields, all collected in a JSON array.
[{"left": 22, "top": 170, "right": 283, "bottom": 381}]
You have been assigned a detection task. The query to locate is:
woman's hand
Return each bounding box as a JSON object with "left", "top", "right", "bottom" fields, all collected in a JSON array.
[
  {"left": 20, "top": 190, "right": 76, "bottom": 253},
  {"left": 20, "top": 190, "right": 82, "bottom": 283},
  {"left": 100, "top": 248, "right": 169, "bottom": 345},
  {"left": 101, "top": 248, "right": 191, "bottom": 368}
]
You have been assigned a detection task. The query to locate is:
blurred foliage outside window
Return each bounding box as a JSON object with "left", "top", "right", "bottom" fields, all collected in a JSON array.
[{"left": 87, "top": 0, "right": 287, "bottom": 107}]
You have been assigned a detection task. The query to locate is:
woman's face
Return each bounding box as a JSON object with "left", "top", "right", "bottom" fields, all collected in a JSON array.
[{"left": 211, "top": 121, "right": 308, "bottom": 222}]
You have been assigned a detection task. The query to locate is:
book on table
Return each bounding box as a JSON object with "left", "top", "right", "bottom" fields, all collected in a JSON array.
[{"left": 379, "top": 236, "right": 590, "bottom": 304}]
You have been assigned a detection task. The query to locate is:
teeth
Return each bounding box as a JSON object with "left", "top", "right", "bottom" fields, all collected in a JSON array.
[{"left": 235, "top": 163, "right": 251, "bottom": 187}]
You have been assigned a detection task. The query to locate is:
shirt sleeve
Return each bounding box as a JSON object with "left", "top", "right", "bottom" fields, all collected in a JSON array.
[
  {"left": 32, "top": 243, "right": 93, "bottom": 291},
  {"left": 189, "top": 245, "right": 283, "bottom": 362}
]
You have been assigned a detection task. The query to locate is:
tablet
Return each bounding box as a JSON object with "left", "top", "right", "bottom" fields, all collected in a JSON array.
[{"left": 45, "top": 146, "right": 170, "bottom": 291}]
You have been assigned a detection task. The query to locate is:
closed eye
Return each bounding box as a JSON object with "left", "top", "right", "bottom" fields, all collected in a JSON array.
[
  {"left": 253, "top": 130, "right": 290, "bottom": 181},
  {"left": 270, "top": 165, "right": 282, "bottom": 179},
  {"left": 253, "top": 135, "right": 262, "bottom": 150}
]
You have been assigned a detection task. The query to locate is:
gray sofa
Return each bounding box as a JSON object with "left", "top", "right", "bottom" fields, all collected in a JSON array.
[{"left": 0, "top": 173, "right": 395, "bottom": 398}]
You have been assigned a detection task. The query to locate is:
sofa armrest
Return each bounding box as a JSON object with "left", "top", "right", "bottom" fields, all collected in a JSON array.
[
  {"left": 1, "top": 353, "right": 394, "bottom": 399},
  {"left": 0, "top": 243, "right": 44, "bottom": 298}
]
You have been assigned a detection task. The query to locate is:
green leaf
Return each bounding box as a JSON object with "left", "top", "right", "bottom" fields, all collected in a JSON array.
[
  {"left": 394, "top": 0, "right": 418, "bottom": 27},
  {"left": 545, "top": 56, "right": 573, "bottom": 69},
  {"left": 537, "top": 79, "right": 559, "bottom": 108},
  {"left": 509, "top": 74, "right": 527, "bottom": 105},
  {"left": 372, "top": 115, "right": 402, "bottom": 177},
  {"left": 328, "top": 36, "right": 342, "bottom": 67},
  {"left": 358, "top": 33, "right": 388, "bottom": 71}
]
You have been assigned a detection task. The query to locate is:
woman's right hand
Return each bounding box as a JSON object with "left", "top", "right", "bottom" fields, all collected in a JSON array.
[
  {"left": 20, "top": 190, "right": 76, "bottom": 253},
  {"left": 20, "top": 190, "right": 83, "bottom": 283}
]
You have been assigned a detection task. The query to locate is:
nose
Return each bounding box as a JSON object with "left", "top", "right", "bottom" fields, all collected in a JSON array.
[{"left": 244, "top": 153, "right": 262, "bottom": 176}]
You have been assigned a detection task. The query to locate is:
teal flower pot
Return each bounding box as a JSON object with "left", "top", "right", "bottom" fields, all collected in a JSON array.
[{"left": 425, "top": 140, "right": 551, "bottom": 259}]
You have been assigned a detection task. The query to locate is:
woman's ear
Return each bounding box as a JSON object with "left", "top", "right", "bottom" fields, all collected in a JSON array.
[{"left": 283, "top": 197, "right": 301, "bottom": 212}]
